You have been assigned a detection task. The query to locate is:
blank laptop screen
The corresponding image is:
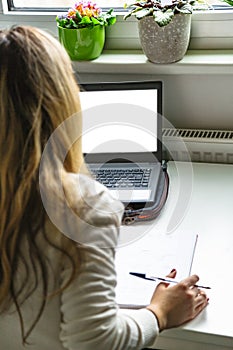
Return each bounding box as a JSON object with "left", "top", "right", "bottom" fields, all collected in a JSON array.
[{"left": 79, "top": 81, "right": 162, "bottom": 163}]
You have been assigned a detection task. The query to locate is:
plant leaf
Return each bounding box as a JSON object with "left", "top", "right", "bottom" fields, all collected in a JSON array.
[
  {"left": 106, "top": 16, "right": 117, "bottom": 25},
  {"left": 75, "top": 10, "right": 82, "bottom": 22},
  {"left": 223, "top": 0, "right": 233, "bottom": 4},
  {"left": 78, "top": 16, "right": 93, "bottom": 28},
  {"left": 68, "top": 19, "right": 78, "bottom": 29},
  {"left": 176, "top": 3, "right": 193, "bottom": 13},
  {"left": 80, "top": 16, "right": 92, "bottom": 24},
  {"left": 124, "top": 7, "right": 144, "bottom": 20},
  {"left": 103, "top": 8, "right": 117, "bottom": 26},
  {"left": 153, "top": 10, "right": 174, "bottom": 27},
  {"left": 92, "top": 17, "right": 101, "bottom": 25},
  {"left": 135, "top": 7, "right": 153, "bottom": 19},
  {"left": 124, "top": 12, "right": 132, "bottom": 20}
]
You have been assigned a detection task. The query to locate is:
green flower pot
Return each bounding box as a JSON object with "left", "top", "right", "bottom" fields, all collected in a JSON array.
[{"left": 58, "top": 25, "right": 105, "bottom": 61}]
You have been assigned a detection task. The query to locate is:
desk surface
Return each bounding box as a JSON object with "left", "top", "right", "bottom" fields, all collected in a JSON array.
[{"left": 119, "top": 161, "right": 233, "bottom": 350}]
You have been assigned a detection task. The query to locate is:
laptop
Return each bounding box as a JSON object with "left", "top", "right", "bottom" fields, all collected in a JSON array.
[{"left": 79, "top": 81, "right": 163, "bottom": 206}]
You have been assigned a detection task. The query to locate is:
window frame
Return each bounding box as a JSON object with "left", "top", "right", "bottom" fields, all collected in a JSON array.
[
  {"left": 1, "top": 0, "right": 233, "bottom": 50},
  {"left": 3, "top": 0, "right": 129, "bottom": 12}
]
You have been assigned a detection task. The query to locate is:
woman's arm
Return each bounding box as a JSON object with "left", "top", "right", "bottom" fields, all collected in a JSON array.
[{"left": 59, "top": 174, "right": 159, "bottom": 350}]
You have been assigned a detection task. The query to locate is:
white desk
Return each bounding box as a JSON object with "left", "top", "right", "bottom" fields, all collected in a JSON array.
[{"left": 119, "top": 161, "right": 233, "bottom": 350}]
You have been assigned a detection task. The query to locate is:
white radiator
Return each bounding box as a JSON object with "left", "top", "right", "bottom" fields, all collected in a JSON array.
[{"left": 162, "top": 128, "right": 233, "bottom": 164}]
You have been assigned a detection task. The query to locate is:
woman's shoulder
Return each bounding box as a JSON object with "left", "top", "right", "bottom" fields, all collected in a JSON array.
[
  {"left": 52, "top": 172, "right": 124, "bottom": 246},
  {"left": 65, "top": 172, "right": 124, "bottom": 223}
]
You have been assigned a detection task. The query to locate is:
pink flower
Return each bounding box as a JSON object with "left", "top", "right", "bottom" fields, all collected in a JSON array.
[
  {"left": 74, "top": 1, "right": 101, "bottom": 17},
  {"left": 67, "top": 8, "right": 77, "bottom": 19}
]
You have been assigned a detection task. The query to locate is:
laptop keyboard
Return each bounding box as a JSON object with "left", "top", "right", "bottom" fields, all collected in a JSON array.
[{"left": 92, "top": 167, "right": 151, "bottom": 189}]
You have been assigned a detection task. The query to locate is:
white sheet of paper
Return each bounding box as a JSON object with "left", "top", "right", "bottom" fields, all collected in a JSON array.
[{"left": 115, "top": 230, "right": 198, "bottom": 308}]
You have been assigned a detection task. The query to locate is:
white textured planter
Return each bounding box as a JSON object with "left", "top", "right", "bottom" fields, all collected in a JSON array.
[{"left": 138, "top": 14, "right": 192, "bottom": 64}]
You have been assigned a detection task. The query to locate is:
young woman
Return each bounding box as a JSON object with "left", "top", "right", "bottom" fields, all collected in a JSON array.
[{"left": 0, "top": 25, "right": 208, "bottom": 350}]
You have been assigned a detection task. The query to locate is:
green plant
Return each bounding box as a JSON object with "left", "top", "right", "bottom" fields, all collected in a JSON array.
[
  {"left": 56, "top": 1, "right": 116, "bottom": 29},
  {"left": 124, "top": 0, "right": 196, "bottom": 27},
  {"left": 221, "top": 0, "right": 233, "bottom": 5}
]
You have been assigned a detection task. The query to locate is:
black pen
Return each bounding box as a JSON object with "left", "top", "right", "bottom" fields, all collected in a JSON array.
[{"left": 129, "top": 272, "right": 211, "bottom": 289}]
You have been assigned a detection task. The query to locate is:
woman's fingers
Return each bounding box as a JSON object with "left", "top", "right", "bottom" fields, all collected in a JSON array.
[
  {"left": 195, "top": 291, "right": 208, "bottom": 305},
  {"left": 166, "top": 268, "right": 177, "bottom": 279},
  {"left": 182, "top": 274, "right": 199, "bottom": 288},
  {"left": 193, "top": 296, "right": 209, "bottom": 319}
]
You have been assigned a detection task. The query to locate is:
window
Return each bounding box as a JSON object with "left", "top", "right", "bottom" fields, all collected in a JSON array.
[
  {"left": 1, "top": 0, "right": 233, "bottom": 51},
  {"left": 7, "top": 0, "right": 126, "bottom": 11},
  {"left": 6, "top": 0, "right": 233, "bottom": 10}
]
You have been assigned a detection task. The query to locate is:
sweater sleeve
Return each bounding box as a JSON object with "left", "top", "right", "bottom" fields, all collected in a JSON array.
[{"left": 59, "top": 174, "right": 159, "bottom": 350}]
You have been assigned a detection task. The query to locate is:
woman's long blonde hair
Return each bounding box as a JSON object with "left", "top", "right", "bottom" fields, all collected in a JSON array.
[{"left": 0, "top": 26, "right": 84, "bottom": 343}]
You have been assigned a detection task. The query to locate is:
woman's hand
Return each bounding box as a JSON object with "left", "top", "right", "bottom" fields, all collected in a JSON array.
[{"left": 146, "top": 269, "right": 209, "bottom": 331}]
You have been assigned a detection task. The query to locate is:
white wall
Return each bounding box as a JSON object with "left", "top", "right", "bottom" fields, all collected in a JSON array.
[
  {"left": 76, "top": 72, "right": 233, "bottom": 131},
  {"left": 0, "top": 2, "right": 232, "bottom": 132}
]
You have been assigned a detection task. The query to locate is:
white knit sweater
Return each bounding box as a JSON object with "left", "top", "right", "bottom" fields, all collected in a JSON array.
[{"left": 0, "top": 174, "right": 159, "bottom": 350}]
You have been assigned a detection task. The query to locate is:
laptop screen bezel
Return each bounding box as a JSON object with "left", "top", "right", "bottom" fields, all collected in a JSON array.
[{"left": 80, "top": 81, "right": 163, "bottom": 164}]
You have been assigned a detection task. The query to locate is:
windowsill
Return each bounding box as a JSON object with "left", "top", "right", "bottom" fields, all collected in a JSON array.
[{"left": 73, "top": 49, "right": 233, "bottom": 75}]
